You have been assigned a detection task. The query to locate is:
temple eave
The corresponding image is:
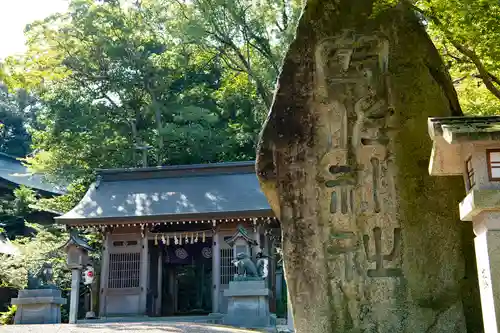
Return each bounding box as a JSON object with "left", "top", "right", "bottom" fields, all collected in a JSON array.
[{"left": 56, "top": 210, "right": 277, "bottom": 227}]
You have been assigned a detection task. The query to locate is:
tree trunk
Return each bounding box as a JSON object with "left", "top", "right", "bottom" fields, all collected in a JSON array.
[
  {"left": 148, "top": 90, "right": 164, "bottom": 166},
  {"left": 256, "top": 1, "right": 481, "bottom": 332}
]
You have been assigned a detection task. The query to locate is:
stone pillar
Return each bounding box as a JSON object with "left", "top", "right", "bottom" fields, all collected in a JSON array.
[
  {"left": 287, "top": 296, "right": 294, "bottom": 332},
  {"left": 99, "top": 232, "right": 110, "bottom": 317},
  {"left": 69, "top": 268, "right": 81, "bottom": 324},
  {"left": 139, "top": 231, "right": 149, "bottom": 314},
  {"left": 212, "top": 229, "right": 221, "bottom": 313},
  {"left": 85, "top": 284, "right": 97, "bottom": 319},
  {"left": 473, "top": 212, "right": 500, "bottom": 333}
]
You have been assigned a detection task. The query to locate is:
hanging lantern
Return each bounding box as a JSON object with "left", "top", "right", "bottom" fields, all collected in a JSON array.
[
  {"left": 194, "top": 232, "right": 199, "bottom": 243},
  {"left": 166, "top": 234, "right": 170, "bottom": 246},
  {"left": 190, "top": 233, "right": 194, "bottom": 244},
  {"left": 161, "top": 234, "right": 166, "bottom": 245},
  {"left": 154, "top": 234, "right": 158, "bottom": 246},
  {"left": 202, "top": 231, "right": 206, "bottom": 243},
  {"left": 174, "top": 233, "right": 178, "bottom": 245}
]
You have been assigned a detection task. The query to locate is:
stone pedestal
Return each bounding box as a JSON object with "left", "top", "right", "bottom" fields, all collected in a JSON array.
[
  {"left": 223, "top": 280, "right": 272, "bottom": 328},
  {"left": 473, "top": 212, "right": 500, "bottom": 333},
  {"left": 11, "top": 289, "right": 66, "bottom": 324},
  {"left": 69, "top": 268, "right": 81, "bottom": 323}
]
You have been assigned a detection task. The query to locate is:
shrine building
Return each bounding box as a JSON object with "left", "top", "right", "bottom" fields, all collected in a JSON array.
[{"left": 56, "top": 161, "right": 284, "bottom": 320}]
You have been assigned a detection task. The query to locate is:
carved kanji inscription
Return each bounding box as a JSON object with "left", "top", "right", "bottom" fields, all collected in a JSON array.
[{"left": 363, "top": 227, "right": 402, "bottom": 278}]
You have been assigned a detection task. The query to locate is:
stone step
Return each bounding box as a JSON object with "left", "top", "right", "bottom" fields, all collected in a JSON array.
[{"left": 77, "top": 315, "right": 222, "bottom": 324}]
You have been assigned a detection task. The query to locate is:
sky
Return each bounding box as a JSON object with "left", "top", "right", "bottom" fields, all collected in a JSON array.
[{"left": 0, "top": 0, "right": 68, "bottom": 60}]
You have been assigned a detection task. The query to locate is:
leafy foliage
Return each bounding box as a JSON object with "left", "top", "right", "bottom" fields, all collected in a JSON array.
[
  {"left": 0, "top": 224, "right": 69, "bottom": 290},
  {"left": 0, "top": 305, "right": 16, "bottom": 325},
  {"left": 2, "top": 0, "right": 301, "bottom": 211},
  {"left": 0, "top": 186, "right": 37, "bottom": 239},
  {"left": 415, "top": 0, "right": 500, "bottom": 115},
  {"left": 0, "top": 224, "right": 73, "bottom": 324},
  {"left": 0, "top": 84, "right": 37, "bottom": 157}
]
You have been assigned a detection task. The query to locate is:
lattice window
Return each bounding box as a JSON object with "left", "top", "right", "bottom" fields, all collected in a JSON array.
[
  {"left": 220, "top": 248, "right": 236, "bottom": 285},
  {"left": 108, "top": 252, "right": 141, "bottom": 289},
  {"left": 488, "top": 150, "right": 500, "bottom": 181},
  {"left": 465, "top": 156, "right": 475, "bottom": 190}
]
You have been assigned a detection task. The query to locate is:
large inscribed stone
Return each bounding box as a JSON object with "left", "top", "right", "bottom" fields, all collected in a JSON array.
[{"left": 256, "top": 1, "right": 480, "bottom": 333}]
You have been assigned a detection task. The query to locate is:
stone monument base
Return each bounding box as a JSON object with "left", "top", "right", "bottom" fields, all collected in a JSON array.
[
  {"left": 11, "top": 289, "right": 66, "bottom": 324},
  {"left": 223, "top": 280, "right": 273, "bottom": 329}
]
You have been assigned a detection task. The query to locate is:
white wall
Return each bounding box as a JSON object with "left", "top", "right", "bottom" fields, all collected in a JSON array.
[{"left": 463, "top": 143, "right": 500, "bottom": 191}]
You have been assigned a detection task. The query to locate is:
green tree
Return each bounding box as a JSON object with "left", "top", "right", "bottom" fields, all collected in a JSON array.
[
  {"left": 0, "top": 84, "right": 35, "bottom": 157},
  {"left": 0, "top": 224, "right": 69, "bottom": 290},
  {"left": 1, "top": 0, "right": 302, "bottom": 212},
  {"left": 0, "top": 186, "right": 37, "bottom": 239},
  {"left": 171, "top": 0, "right": 302, "bottom": 110},
  {"left": 414, "top": 0, "right": 500, "bottom": 115}
]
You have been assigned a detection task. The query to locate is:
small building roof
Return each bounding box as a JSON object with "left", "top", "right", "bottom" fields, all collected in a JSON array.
[
  {"left": 428, "top": 116, "right": 500, "bottom": 176},
  {"left": 0, "top": 153, "right": 65, "bottom": 195},
  {"left": 56, "top": 161, "right": 273, "bottom": 225},
  {"left": 62, "top": 230, "right": 94, "bottom": 252},
  {"left": 428, "top": 116, "right": 500, "bottom": 144},
  {"left": 226, "top": 225, "right": 258, "bottom": 247}
]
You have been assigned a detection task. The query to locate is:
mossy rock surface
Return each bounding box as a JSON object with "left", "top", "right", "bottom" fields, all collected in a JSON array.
[{"left": 256, "top": 1, "right": 481, "bottom": 332}]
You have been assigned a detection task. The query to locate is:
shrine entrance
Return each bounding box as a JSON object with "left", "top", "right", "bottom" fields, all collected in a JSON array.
[
  {"left": 157, "top": 238, "right": 213, "bottom": 316},
  {"left": 170, "top": 261, "right": 212, "bottom": 315}
]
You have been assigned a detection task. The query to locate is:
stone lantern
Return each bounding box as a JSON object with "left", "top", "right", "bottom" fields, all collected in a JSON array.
[
  {"left": 63, "top": 230, "right": 93, "bottom": 324},
  {"left": 226, "top": 224, "right": 258, "bottom": 259},
  {"left": 428, "top": 116, "right": 500, "bottom": 333},
  {"left": 223, "top": 225, "right": 273, "bottom": 329}
]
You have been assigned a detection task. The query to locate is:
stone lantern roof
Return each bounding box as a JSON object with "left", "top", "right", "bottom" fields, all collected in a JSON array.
[
  {"left": 428, "top": 116, "right": 500, "bottom": 176},
  {"left": 226, "top": 225, "right": 258, "bottom": 247},
  {"left": 428, "top": 116, "right": 500, "bottom": 144},
  {"left": 62, "top": 230, "right": 93, "bottom": 252}
]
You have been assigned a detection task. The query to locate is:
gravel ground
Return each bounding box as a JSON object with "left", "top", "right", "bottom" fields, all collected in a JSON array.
[{"left": 0, "top": 322, "right": 265, "bottom": 333}]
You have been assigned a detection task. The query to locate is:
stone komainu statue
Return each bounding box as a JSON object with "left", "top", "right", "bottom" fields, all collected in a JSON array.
[
  {"left": 27, "top": 263, "right": 57, "bottom": 290},
  {"left": 233, "top": 252, "right": 267, "bottom": 280}
]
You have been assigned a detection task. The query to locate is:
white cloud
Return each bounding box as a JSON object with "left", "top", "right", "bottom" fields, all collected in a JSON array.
[{"left": 0, "top": 0, "right": 68, "bottom": 60}]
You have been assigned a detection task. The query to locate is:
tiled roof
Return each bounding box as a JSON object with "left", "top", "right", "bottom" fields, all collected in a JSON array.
[
  {"left": 57, "top": 161, "right": 272, "bottom": 224},
  {"left": 0, "top": 153, "right": 65, "bottom": 195},
  {"left": 428, "top": 116, "right": 500, "bottom": 144}
]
